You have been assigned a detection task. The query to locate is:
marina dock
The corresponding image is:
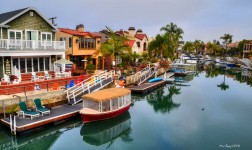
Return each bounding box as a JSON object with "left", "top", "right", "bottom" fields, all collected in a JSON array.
[
  {"left": 127, "top": 80, "right": 166, "bottom": 94},
  {"left": 0, "top": 103, "right": 82, "bottom": 134}
]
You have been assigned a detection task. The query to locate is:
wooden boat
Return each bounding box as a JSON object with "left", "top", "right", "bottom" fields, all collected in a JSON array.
[
  {"left": 79, "top": 88, "right": 131, "bottom": 123},
  {"left": 148, "top": 77, "right": 163, "bottom": 83}
]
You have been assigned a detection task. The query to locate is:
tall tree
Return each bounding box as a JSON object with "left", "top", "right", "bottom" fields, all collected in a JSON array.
[
  {"left": 220, "top": 34, "right": 233, "bottom": 57},
  {"left": 101, "top": 26, "right": 130, "bottom": 69},
  {"left": 182, "top": 41, "right": 194, "bottom": 53},
  {"left": 160, "top": 22, "right": 184, "bottom": 60}
]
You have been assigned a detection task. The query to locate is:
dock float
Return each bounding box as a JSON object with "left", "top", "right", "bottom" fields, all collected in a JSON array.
[
  {"left": 0, "top": 103, "right": 82, "bottom": 134},
  {"left": 127, "top": 80, "right": 166, "bottom": 94}
]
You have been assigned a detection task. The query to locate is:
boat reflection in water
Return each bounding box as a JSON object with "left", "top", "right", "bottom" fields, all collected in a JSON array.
[{"left": 80, "top": 111, "right": 132, "bottom": 147}]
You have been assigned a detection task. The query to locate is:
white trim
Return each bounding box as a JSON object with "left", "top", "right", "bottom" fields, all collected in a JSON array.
[
  {"left": 7, "top": 29, "right": 23, "bottom": 39},
  {"left": 0, "top": 27, "right": 2, "bottom": 39},
  {"left": 0, "top": 7, "right": 58, "bottom": 30},
  {"left": 41, "top": 32, "right": 52, "bottom": 46},
  {"left": 2, "top": 56, "right": 5, "bottom": 75},
  {"left": 11, "top": 57, "right": 13, "bottom": 74}
]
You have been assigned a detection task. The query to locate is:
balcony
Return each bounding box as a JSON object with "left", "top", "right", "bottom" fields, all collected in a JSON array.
[{"left": 0, "top": 39, "right": 65, "bottom": 50}]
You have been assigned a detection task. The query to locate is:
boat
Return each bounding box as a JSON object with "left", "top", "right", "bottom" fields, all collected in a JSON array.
[
  {"left": 148, "top": 78, "right": 163, "bottom": 83},
  {"left": 169, "top": 68, "right": 187, "bottom": 76},
  {"left": 79, "top": 88, "right": 131, "bottom": 123}
]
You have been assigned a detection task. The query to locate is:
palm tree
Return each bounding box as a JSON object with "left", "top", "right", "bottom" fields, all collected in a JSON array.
[
  {"left": 220, "top": 34, "right": 233, "bottom": 57},
  {"left": 148, "top": 34, "right": 166, "bottom": 59},
  {"left": 193, "top": 40, "right": 204, "bottom": 55},
  {"left": 182, "top": 41, "right": 194, "bottom": 54},
  {"left": 101, "top": 26, "right": 130, "bottom": 70},
  {"left": 160, "top": 22, "right": 184, "bottom": 60}
]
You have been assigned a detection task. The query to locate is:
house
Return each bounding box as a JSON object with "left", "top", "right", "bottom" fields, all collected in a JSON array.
[
  {"left": 0, "top": 7, "right": 65, "bottom": 80},
  {"left": 243, "top": 40, "right": 252, "bottom": 58},
  {"left": 57, "top": 25, "right": 104, "bottom": 70},
  {"left": 115, "top": 27, "right": 149, "bottom": 55}
]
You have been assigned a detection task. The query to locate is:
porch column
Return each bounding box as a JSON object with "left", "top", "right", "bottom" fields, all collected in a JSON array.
[
  {"left": 84, "top": 56, "right": 87, "bottom": 69},
  {"left": 0, "top": 27, "right": 2, "bottom": 39},
  {"left": 95, "top": 58, "right": 98, "bottom": 70},
  {"left": 102, "top": 57, "right": 105, "bottom": 70}
]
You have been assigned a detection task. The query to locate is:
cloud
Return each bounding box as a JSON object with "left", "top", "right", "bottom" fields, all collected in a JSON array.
[{"left": 1, "top": 0, "right": 252, "bottom": 42}]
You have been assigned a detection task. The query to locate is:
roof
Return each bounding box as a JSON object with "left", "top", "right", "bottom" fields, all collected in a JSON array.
[
  {"left": 0, "top": 7, "right": 28, "bottom": 24},
  {"left": 59, "top": 28, "right": 100, "bottom": 38},
  {"left": 134, "top": 34, "right": 147, "bottom": 40},
  {"left": 0, "top": 7, "right": 57, "bottom": 30},
  {"left": 115, "top": 30, "right": 129, "bottom": 36},
  {"left": 124, "top": 40, "right": 135, "bottom": 48},
  {"left": 82, "top": 88, "right": 131, "bottom": 102}
]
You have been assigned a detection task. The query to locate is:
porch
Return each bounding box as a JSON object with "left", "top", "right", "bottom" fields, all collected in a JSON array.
[
  {"left": 0, "top": 39, "right": 65, "bottom": 50},
  {"left": 0, "top": 74, "right": 92, "bottom": 95}
]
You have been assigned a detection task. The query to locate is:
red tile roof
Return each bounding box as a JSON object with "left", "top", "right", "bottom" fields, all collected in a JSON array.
[
  {"left": 134, "top": 34, "right": 147, "bottom": 40},
  {"left": 124, "top": 40, "right": 135, "bottom": 48},
  {"left": 58, "top": 28, "right": 100, "bottom": 38}
]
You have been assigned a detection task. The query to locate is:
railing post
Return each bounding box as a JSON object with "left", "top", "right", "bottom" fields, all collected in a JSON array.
[{"left": 46, "top": 83, "right": 49, "bottom": 92}]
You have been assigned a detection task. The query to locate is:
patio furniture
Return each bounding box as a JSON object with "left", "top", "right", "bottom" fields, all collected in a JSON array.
[
  {"left": 33, "top": 98, "right": 50, "bottom": 116},
  {"left": 65, "top": 71, "right": 71, "bottom": 77},
  {"left": 44, "top": 71, "right": 52, "bottom": 80},
  {"left": 3, "top": 74, "right": 10, "bottom": 84},
  {"left": 66, "top": 79, "right": 74, "bottom": 88},
  {"left": 31, "top": 72, "right": 39, "bottom": 82},
  {"left": 76, "top": 75, "right": 84, "bottom": 85},
  {"left": 49, "top": 82, "right": 59, "bottom": 91},
  {"left": 55, "top": 72, "right": 62, "bottom": 78},
  {"left": 18, "top": 102, "right": 40, "bottom": 120}
]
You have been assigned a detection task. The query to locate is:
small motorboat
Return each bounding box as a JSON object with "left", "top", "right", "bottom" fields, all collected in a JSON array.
[
  {"left": 79, "top": 88, "right": 131, "bottom": 123},
  {"left": 148, "top": 78, "right": 163, "bottom": 83}
]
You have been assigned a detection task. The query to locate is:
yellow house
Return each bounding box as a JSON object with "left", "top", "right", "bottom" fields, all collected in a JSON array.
[{"left": 56, "top": 24, "right": 104, "bottom": 70}]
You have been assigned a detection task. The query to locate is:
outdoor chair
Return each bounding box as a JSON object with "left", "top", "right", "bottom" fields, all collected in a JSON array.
[
  {"left": 49, "top": 82, "right": 59, "bottom": 91},
  {"left": 44, "top": 71, "right": 52, "bottom": 80},
  {"left": 66, "top": 79, "right": 75, "bottom": 88},
  {"left": 76, "top": 75, "right": 84, "bottom": 85},
  {"left": 3, "top": 74, "right": 10, "bottom": 84},
  {"left": 33, "top": 98, "right": 50, "bottom": 116},
  {"left": 31, "top": 72, "right": 39, "bottom": 82},
  {"left": 18, "top": 102, "right": 40, "bottom": 120}
]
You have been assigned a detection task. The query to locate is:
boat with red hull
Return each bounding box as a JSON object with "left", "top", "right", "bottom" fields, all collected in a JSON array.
[{"left": 79, "top": 88, "right": 131, "bottom": 123}]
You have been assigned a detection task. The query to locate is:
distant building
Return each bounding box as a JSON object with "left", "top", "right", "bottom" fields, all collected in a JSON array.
[
  {"left": 115, "top": 27, "right": 149, "bottom": 54},
  {"left": 0, "top": 7, "right": 65, "bottom": 79},
  {"left": 57, "top": 25, "right": 104, "bottom": 70},
  {"left": 243, "top": 40, "right": 252, "bottom": 58}
]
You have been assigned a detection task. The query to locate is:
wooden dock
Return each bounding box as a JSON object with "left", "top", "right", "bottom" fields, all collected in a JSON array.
[
  {"left": 127, "top": 80, "right": 166, "bottom": 94},
  {"left": 0, "top": 103, "right": 83, "bottom": 134}
]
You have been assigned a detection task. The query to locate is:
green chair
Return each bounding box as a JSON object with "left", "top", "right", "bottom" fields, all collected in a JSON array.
[
  {"left": 18, "top": 102, "right": 40, "bottom": 120},
  {"left": 34, "top": 98, "right": 50, "bottom": 116}
]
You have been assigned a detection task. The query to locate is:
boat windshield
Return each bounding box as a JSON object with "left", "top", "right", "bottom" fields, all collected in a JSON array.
[{"left": 83, "top": 100, "right": 99, "bottom": 111}]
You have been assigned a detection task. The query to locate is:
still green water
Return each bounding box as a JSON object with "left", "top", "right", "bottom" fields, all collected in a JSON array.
[{"left": 1, "top": 65, "right": 252, "bottom": 150}]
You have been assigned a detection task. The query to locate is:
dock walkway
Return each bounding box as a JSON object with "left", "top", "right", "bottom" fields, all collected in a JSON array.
[
  {"left": 0, "top": 103, "right": 82, "bottom": 133},
  {"left": 127, "top": 80, "right": 166, "bottom": 94}
]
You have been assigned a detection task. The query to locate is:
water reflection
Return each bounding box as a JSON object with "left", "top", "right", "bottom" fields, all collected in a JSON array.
[
  {"left": 80, "top": 112, "right": 132, "bottom": 148},
  {"left": 203, "top": 64, "right": 252, "bottom": 87},
  {"left": 132, "top": 85, "right": 181, "bottom": 114},
  {"left": 0, "top": 117, "right": 82, "bottom": 150}
]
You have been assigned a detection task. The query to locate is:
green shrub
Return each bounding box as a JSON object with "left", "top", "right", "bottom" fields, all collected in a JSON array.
[{"left": 86, "top": 64, "right": 96, "bottom": 73}]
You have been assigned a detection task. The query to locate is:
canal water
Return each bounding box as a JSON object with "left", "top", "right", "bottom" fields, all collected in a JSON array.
[{"left": 0, "top": 65, "right": 252, "bottom": 150}]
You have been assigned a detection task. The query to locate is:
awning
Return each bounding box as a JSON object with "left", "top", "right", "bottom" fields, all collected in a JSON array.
[{"left": 54, "top": 58, "right": 73, "bottom": 64}]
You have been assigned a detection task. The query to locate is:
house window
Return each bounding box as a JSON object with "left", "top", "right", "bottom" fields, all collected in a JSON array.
[
  {"left": 137, "top": 42, "right": 140, "bottom": 48},
  {"left": 27, "top": 58, "right": 32, "bottom": 72},
  {"left": 30, "top": 11, "right": 33, "bottom": 16},
  {"left": 41, "top": 32, "right": 52, "bottom": 46},
  {"left": 79, "top": 38, "right": 96, "bottom": 49},
  {"left": 143, "top": 42, "right": 147, "bottom": 51},
  {"left": 8, "top": 30, "right": 22, "bottom": 40},
  {"left": 33, "top": 58, "right": 38, "bottom": 72},
  {"left": 39, "top": 57, "right": 44, "bottom": 71},
  {"left": 69, "top": 37, "right": 72, "bottom": 48},
  {"left": 20, "top": 58, "right": 25, "bottom": 73}
]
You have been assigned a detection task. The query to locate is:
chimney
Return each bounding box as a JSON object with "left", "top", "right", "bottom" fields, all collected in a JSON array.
[
  {"left": 76, "top": 24, "right": 84, "bottom": 32},
  {"left": 128, "top": 27, "right": 135, "bottom": 36},
  {"left": 136, "top": 29, "right": 143, "bottom": 34}
]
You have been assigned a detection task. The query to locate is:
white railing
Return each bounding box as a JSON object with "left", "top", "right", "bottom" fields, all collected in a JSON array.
[
  {"left": 0, "top": 39, "right": 65, "bottom": 50},
  {"left": 65, "top": 70, "right": 114, "bottom": 104},
  {"left": 130, "top": 64, "right": 157, "bottom": 85}
]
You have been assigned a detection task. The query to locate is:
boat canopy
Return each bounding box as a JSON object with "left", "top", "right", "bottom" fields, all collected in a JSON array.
[{"left": 82, "top": 88, "right": 131, "bottom": 102}]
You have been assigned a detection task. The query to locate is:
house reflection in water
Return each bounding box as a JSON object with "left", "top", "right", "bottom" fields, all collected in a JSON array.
[{"left": 80, "top": 111, "right": 132, "bottom": 146}]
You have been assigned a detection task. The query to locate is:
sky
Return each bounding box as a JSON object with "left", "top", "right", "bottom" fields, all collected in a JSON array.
[{"left": 1, "top": 0, "right": 252, "bottom": 43}]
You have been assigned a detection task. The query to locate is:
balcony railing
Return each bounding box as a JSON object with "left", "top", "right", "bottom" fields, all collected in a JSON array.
[{"left": 0, "top": 39, "right": 65, "bottom": 50}]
